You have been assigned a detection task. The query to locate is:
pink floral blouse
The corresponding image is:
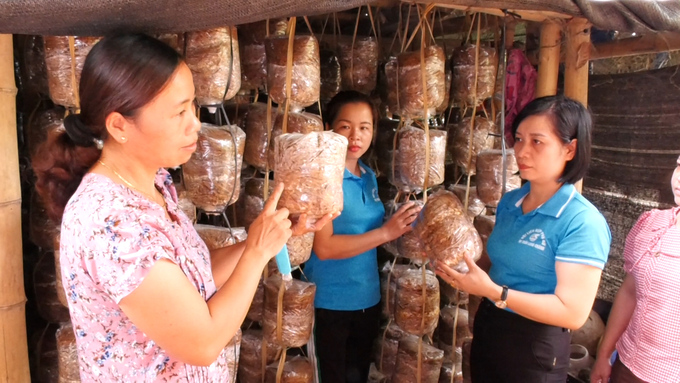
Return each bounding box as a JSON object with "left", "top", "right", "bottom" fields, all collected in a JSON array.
[{"left": 59, "top": 169, "right": 239, "bottom": 382}]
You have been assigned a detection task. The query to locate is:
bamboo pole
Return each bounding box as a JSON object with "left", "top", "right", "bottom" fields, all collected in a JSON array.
[
  {"left": 590, "top": 31, "right": 680, "bottom": 60},
  {"left": 535, "top": 20, "right": 562, "bottom": 98},
  {"left": 563, "top": 18, "right": 591, "bottom": 193},
  {"left": 528, "top": 31, "right": 680, "bottom": 64},
  {"left": 0, "top": 34, "right": 31, "bottom": 383},
  {"left": 415, "top": 2, "right": 571, "bottom": 23}
]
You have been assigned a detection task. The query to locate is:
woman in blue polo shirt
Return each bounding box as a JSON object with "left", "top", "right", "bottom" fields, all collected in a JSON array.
[
  {"left": 436, "top": 95, "right": 611, "bottom": 383},
  {"left": 305, "top": 91, "right": 420, "bottom": 383}
]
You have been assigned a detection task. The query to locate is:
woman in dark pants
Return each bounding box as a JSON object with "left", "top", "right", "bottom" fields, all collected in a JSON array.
[
  {"left": 436, "top": 95, "right": 611, "bottom": 383},
  {"left": 305, "top": 91, "right": 420, "bottom": 383}
]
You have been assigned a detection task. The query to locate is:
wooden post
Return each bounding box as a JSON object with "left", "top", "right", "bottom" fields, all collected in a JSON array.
[
  {"left": 504, "top": 17, "right": 517, "bottom": 50},
  {"left": 563, "top": 18, "right": 591, "bottom": 192},
  {"left": 535, "top": 20, "right": 562, "bottom": 98},
  {"left": 0, "top": 34, "right": 31, "bottom": 383}
]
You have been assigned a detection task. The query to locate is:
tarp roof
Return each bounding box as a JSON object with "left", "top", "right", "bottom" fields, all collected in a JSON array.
[{"left": 1, "top": 0, "right": 679, "bottom": 36}]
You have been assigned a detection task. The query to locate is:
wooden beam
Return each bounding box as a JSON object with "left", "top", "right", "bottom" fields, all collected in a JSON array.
[
  {"left": 563, "top": 18, "right": 590, "bottom": 193},
  {"left": 535, "top": 20, "right": 562, "bottom": 98},
  {"left": 591, "top": 31, "right": 680, "bottom": 60},
  {"left": 415, "top": 2, "right": 571, "bottom": 23},
  {"left": 527, "top": 31, "right": 680, "bottom": 65},
  {"left": 0, "top": 34, "right": 30, "bottom": 383}
]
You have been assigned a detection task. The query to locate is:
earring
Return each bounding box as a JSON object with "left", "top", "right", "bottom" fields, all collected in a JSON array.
[{"left": 120, "top": 136, "right": 127, "bottom": 142}]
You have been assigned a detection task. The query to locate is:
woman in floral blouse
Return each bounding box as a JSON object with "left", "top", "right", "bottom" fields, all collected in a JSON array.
[{"left": 33, "top": 33, "right": 331, "bottom": 382}]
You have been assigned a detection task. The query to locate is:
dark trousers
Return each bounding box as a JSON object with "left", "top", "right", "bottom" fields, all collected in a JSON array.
[
  {"left": 611, "top": 356, "right": 648, "bottom": 383},
  {"left": 470, "top": 299, "right": 571, "bottom": 383},
  {"left": 312, "top": 304, "right": 381, "bottom": 383}
]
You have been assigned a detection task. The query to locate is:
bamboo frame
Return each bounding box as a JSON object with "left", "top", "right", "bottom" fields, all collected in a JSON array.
[
  {"left": 528, "top": 31, "right": 680, "bottom": 64},
  {"left": 591, "top": 31, "right": 680, "bottom": 60},
  {"left": 0, "top": 34, "right": 30, "bottom": 382},
  {"left": 413, "top": 2, "right": 571, "bottom": 23},
  {"left": 535, "top": 20, "right": 562, "bottom": 98},
  {"left": 564, "top": 18, "right": 591, "bottom": 193}
]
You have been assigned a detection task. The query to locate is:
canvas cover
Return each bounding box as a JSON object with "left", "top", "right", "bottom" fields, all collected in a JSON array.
[{"left": 1, "top": 0, "right": 679, "bottom": 36}]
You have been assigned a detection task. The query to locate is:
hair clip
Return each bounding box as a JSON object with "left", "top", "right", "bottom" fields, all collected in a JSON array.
[{"left": 94, "top": 138, "right": 104, "bottom": 150}]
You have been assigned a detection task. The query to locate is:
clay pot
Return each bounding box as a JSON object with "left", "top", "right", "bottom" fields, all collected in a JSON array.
[
  {"left": 569, "top": 344, "right": 594, "bottom": 377},
  {"left": 571, "top": 310, "right": 605, "bottom": 357}
]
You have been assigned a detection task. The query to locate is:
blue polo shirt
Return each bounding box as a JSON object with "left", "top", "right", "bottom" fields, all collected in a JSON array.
[
  {"left": 487, "top": 182, "right": 611, "bottom": 295},
  {"left": 304, "top": 161, "right": 385, "bottom": 311}
]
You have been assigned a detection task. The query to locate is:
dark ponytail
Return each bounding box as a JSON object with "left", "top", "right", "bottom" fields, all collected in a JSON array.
[
  {"left": 32, "top": 33, "right": 182, "bottom": 223},
  {"left": 33, "top": 125, "right": 101, "bottom": 222}
]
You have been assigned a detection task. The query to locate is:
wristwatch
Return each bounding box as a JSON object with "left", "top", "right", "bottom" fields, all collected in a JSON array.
[{"left": 495, "top": 285, "right": 509, "bottom": 309}]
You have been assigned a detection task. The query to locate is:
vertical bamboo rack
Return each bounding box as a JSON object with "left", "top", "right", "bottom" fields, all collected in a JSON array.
[
  {"left": 0, "top": 34, "right": 31, "bottom": 382},
  {"left": 564, "top": 17, "right": 591, "bottom": 192},
  {"left": 535, "top": 20, "right": 562, "bottom": 98},
  {"left": 564, "top": 17, "right": 591, "bottom": 106}
]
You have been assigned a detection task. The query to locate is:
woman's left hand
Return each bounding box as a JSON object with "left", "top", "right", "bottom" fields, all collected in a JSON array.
[
  {"left": 291, "top": 212, "right": 341, "bottom": 237},
  {"left": 435, "top": 254, "right": 499, "bottom": 299}
]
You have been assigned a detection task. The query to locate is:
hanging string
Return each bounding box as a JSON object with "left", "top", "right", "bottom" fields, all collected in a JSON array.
[
  {"left": 282, "top": 17, "right": 297, "bottom": 135},
  {"left": 350, "top": 7, "right": 362, "bottom": 88},
  {"left": 275, "top": 345, "right": 287, "bottom": 383},
  {"left": 379, "top": 256, "right": 399, "bottom": 371},
  {"left": 449, "top": 295, "right": 461, "bottom": 383},
  {"left": 263, "top": 97, "right": 273, "bottom": 200},
  {"left": 273, "top": 277, "right": 288, "bottom": 382},
  {"left": 334, "top": 12, "right": 341, "bottom": 48},
  {"left": 389, "top": 3, "right": 404, "bottom": 55},
  {"left": 464, "top": 12, "right": 477, "bottom": 46},
  {"left": 463, "top": 15, "right": 482, "bottom": 212},
  {"left": 210, "top": 105, "right": 238, "bottom": 230},
  {"left": 367, "top": 6, "right": 380, "bottom": 58},
  {"left": 303, "top": 16, "right": 315, "bottom": 40},
  {"left": 491, "top": 16, "right": 500, "bottom": 121},
  {"left": 67, "top": 36, "right": 80, "bottom": 112},
  {"left": 320, "top": 14, "right": 331, "bottom": 43},
  {"left": 400, "top": 4, "right": 413, "bottom": 53},
  {"left": 419, "top": 3, "right": 436, "bottom": 204},
  {"left": 500, "top": 14, "right": 509, "bottom": 196}
]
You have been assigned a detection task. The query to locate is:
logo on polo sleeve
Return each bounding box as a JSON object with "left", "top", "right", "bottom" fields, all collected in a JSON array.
[
  {"left": 372, "top": 187, "right": 381, "bottom": 202},
  {"left": 518, "top": 229, "right": 546, "bottom": 251}
]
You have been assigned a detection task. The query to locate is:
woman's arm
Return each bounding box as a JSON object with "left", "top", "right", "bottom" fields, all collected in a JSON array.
[
  {"left": 119, "top": 184, "right": 292, "bottom": 366},
  {"left": 436, "top": 256, "right": 603, "bottom": 330},
  {"left": 590, "top": 274, "right": 637, "bottom": 383},
  {"left": 506, "top": 261, "right": 603, "bottom": 329},
  {"left": 210, "top": 241, "right": 247, "bottom": 289},
  {"left": 313, "top": 202, "right": 420, "bottom": 260}
]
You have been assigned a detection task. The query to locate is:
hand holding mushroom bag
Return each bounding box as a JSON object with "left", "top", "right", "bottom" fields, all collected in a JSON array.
[{"left": 434, "top": 95, "right": 611, "bottom": 383}]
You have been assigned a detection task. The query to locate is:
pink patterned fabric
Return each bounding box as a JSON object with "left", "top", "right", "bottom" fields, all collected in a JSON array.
[
  {"left": 504, "top": 48, "right": 537, "bottom": 147},
  {"left": 616, "top": 207, "right": 680, "bottom": 383},
  {"left": 59, "top": 169, "right": 238, "bottom": 382}
]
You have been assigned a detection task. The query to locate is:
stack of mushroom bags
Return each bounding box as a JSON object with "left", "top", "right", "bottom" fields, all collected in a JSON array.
[{"left": 372, "top": 13, "right": 526, "bottom": 383}]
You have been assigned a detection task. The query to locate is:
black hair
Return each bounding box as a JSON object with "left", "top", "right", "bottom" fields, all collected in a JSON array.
[
  {"left": 511, "top": 95, "right": 592, "bottom": 184},
  {"left": 323, "top": 90, "right": 378, "bottom": 129},
  {"left": 33, "top": 33, "right": 182, "bottom": 222}
]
